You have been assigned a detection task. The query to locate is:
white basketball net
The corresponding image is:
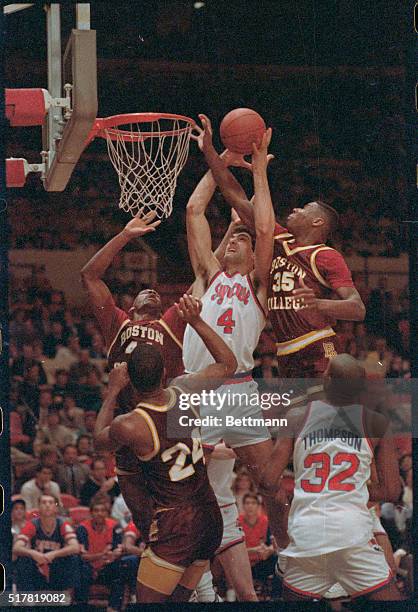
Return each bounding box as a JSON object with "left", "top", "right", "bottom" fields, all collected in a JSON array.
[{"left": 103, "top": 117, "right": 193, "bottom": 219}]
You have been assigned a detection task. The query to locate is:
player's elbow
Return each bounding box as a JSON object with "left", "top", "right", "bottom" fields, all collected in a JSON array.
[
  {"left": 355, "top": 299, "right": 366, "bottom": 321},
  {"left": 186, "top": 197, "right": 204, "bottom": 215}
]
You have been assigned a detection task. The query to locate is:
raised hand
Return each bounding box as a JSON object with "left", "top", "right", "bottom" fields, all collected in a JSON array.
[
  {"left": 221, "top": 148, "right": 252, "bottom": 171},
  {"left": 123, "top": 211, "right": 161, "bottom": 238},
  {"left": 190, "top": 113, "right": 214, "bottom": 153},
  {"left": 251, "top": 127, "right": 275, "bottom": 171},
  {"left": 175, "top": 294, "right": 203, "bottom": 325},
  {"left": 108, "top": 363, "right": 130, "bottom": 391}
]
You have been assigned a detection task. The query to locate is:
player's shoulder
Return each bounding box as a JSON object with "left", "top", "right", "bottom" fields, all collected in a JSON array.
[
  {"left": 274, "top": 221, "right": 291, "bottom": 237},
  {"left": 363, "top": 407, "right": 390, "bottom": 438}
]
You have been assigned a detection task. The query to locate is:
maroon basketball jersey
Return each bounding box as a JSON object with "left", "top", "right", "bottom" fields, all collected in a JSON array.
[
  {"left": 133, "top": 386, "right": 215, "bottom": 508},
  {"left": 268, "top": 223, "right": 354, "bottom": 356}
]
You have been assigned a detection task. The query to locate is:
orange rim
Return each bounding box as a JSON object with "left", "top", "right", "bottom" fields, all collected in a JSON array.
[{"left": 88, "top": 112, "right": 195, "bottom": 143}]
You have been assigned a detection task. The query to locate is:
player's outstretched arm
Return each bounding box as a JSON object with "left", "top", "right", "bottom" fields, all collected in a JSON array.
[
  {"left": 93, "top": 364, "right": 130, "bottom": 451},
  {"left": 192, "top": 113, "right": 256, "bottom": 230},
  {"left": 81, "top": 212, "right": 160, "bottom": 309},
  {"left": 186, "top": 169, "right": 221, "bottom": 285},
  {"left": 172, "top": 294, "right": 237, "bottom": 392},
  {"left": 251, "top": 128, "right": 276, "bottom": 308},
  {"left": 366, "top": 411, "right": 402, "bottom": 503}
]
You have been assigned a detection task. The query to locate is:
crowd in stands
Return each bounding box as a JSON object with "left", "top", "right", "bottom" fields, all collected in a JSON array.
[{"left": 8, "top": 264, "right": 412, "bottom": 603}]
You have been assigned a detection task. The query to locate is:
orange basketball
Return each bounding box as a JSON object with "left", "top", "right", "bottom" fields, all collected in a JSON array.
[{"left": 220, "top": 108, "right": 266, "bottom": 155}]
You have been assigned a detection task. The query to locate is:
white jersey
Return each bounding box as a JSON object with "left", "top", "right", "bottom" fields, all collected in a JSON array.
[
  {"left": 183, "top": 271, "right": 265, "bottom": 373},
  {"left": 284, "top": 400, "right": 374, "bottom": 557}
]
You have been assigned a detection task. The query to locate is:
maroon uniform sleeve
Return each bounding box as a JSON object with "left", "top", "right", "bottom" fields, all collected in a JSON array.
[
  {"left": 315, "top": 249, "right": 354, "bottom": 290},
  {"left": 91, "top": 293, "right": 129, "bottom": 349}
]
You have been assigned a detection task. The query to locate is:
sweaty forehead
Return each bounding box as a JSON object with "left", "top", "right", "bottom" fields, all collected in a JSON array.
[{"left": 232, "top": 232, "right": 252, "bottom": 242}]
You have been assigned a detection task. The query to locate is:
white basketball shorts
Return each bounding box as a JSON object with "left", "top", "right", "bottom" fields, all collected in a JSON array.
[
  {"left": 280, "top": 538, "right": 393, "bottom": 599},
  {"left": 215, "top": 503, "right": 245, "bottom": 555},
  {"left": 200, "top": 378, "right": 271, "bottom": 449}
]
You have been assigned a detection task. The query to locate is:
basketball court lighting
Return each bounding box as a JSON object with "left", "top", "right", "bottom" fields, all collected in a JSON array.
[
  {"left": 193, "top": 2, "right": 205, "bottom": 9},
  {"left": 3, "top": 4, "right": 34, "bottom": 15}
]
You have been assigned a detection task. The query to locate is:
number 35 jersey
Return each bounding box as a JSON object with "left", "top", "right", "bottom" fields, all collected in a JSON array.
[
  {"left": 133, "top": 386, "right": 216, "bottom": 509},
  {"left": 268, "top": 223, "right": 354, "bottom": 355},
  {"left": 183, "top": 271, "right": 265, "bottom": 374},
  {"left": 284, "top": 400, "right": 374, "bottom": 557}
]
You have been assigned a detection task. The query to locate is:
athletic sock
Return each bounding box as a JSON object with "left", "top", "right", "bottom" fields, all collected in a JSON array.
[{"left": 194, "top": 570, "right": 217, "bottom": 602}]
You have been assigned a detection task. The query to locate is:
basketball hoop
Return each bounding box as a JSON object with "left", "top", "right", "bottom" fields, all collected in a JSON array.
[{"left": 88, "top": 112, "right": 195, "bottom": 219}]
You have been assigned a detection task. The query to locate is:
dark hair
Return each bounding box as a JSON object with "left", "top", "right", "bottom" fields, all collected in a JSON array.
[
  {"left": 90, "top": 492, "right": 111, "bottom": 511},
  {"left": 231, "top": 224, "right": 256, "bottom": 247},
  {"left": 11, "top": 497, "right": 26, "bottom": 509},
  {"left": 315, "top": 200, "right": 339, "bottom": 234},
  {"left": 39, "top": 445, "right": 58, "bottom": 461},
  {"left": 127, "top": 343, "right": 164, "bottom": 393},
  {"left": 63, "top": 444, "right": 77, "bottom": 454},
  {"left": 36, "top": 465, "right": 53, "bottom": 474},
  {"left": 243, "top": 492, "right": 260, "bottom": 505}
]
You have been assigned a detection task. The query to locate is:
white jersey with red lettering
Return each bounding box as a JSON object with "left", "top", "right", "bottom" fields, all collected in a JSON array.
[
  {"left": 183, "top": 271, "right": 265, "bottom": 374},
  {"left": 283, "top": 399, "right": 374, "bottom": 557}
]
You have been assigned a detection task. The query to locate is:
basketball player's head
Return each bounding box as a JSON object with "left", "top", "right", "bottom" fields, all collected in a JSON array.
[
  {"left": 324, "top": 353, "right": 366, "bottom": 405},
  {"left": 286, "top": 200, "right": 339, "bottom": 241},
  {"left": 128, "top": 343, "right": 164, "bottom": 393},
  {"left": 130, "top": 289, "right": 162, "bottom": 321},
  {"left": 224, "top": 225, "right": 255, "bottom": 270}
]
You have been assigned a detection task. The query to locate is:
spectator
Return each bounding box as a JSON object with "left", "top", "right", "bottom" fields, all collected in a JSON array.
[
  {"left": 59, "top": 395, "right": 85, "bottom": 432},
  {"left": 76, "top": 434, "right": 94, "bottom": 467},
  {"left": 11, "top": 497, "right": 27, "bottom": 537},
  {"left": 52, "top": 369, "right": 72, "bottom": 397},
  {"left": 20, "top": 466, "right": 62, "bottom": 511},
  {"left": 238, "top": 493, "right": 280, "bottom": 598},
  {"left": 84, "top": 411, "right": 98, "bottom": 435},
  {"left": 54, "top": 335, "right": 81, "bottom": 371},
  {"left": 80, "top": 459, "right": 119, "bottom": 507},
  {"left": 233, "top": 469, "right": 257, "bottom": 513},
  {"left": 35, "top": 406, "right": 74, "bottom": 451},
  {"left": 111, "top": 493, "right": 132, "bottom": 529},
  {"left": 89, "top": 333, "right": 106, "bottom": 359},
  {"left": 10, "top": 343, "right": 47, "bottom": 384},
  {"left": 69, "top": 349, "right": 99, "bottom": 384},
  {"left": 13, "top": 493, "right": 80, "bottom": 593},
  {"left": 75, "top": 495, "right": 126, "bottom": 609},
  {"left": 43, "top": 321, "right": 66, "bottom": 358},
  {"left": 38, "top": 445, "right": 60, "bottom": 477},
  {"left": 55, "top": 444, "right": 90, "bottom": 499}
]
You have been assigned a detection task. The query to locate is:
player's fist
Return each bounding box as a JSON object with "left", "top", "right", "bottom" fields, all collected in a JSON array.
[
  {"left": 175, "top": 294, "right": 202, "bottom": 325},
  {"left": 123, "top": 211, "right": 161, "bottom": 238},
  {"left": 109, "top": 363, "right": 129, "bottom": 390},
  {"left": 292, "top": 277, "right": 318, "bottom": 310}
]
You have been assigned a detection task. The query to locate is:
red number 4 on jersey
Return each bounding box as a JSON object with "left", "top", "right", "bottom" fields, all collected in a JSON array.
[{"left": 217, "top": 308, "right": 235, "bottom": 334}]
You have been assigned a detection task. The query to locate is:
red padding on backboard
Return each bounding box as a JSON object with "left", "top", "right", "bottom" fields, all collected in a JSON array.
[
  {"left": 5, "top": 88, "right": 47, "bottom": 126},
  {"left": 6, "top": 159, "right": 26, "bottom": 188}
]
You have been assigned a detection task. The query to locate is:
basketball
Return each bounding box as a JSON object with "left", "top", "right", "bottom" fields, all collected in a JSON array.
[{"left": 220, "top": 108, "right": 266, "bottom": 155}]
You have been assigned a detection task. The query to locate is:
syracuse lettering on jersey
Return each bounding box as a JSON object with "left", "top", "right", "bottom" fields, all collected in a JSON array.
[
  {"left": 268, "top": 255, "right": 307, "bottom": 312},
  {"left": 211, "top": 282, "right": 250, "bottom": 306},
  {"left": 120, "top": 324, "right": 164, "bottom": 347}
]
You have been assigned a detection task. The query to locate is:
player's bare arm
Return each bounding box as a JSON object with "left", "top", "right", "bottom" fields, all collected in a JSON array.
[
  {"left": 93, "top": 364, "right": 130, "bottom": 451},
  {"left": 365, "top": 410, "right": 402, "bottom": 503},
  {"left": 292, "top": 279, "right": 366, "bottom": 321},
  {"left": 259, "top": 406, "right": 305, "bottom": 496},
  {"left": 171, "top": 294, "right": 237, "bottom": 393},
  {"left": 192, "top": 113, "right": 256, "bottom": 230},
  {"left": 213, "top": 209, "right": 241, "bottom": 264},
  {"left": 186, "top": 167, "right": 221, "bottom": 286},
  {"left": 249, "top": 128, "right": 275, "bottom": 311},
  {"left": 80, "top": 212, "right": 160, "bottom": 309}
]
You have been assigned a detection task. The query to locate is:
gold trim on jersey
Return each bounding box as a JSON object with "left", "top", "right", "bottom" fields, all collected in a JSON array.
[
  {"left": 106, "top": 318, "right": 130, "bottom": 359},
  {"left": 141, "top": 547, "right": 185, "bottom": 573},
  {"left": 133, "top": 408, "right": 160, "bottom": 461},
  {"left": 274, "top": 232, "right": 293, "bottom": 240},
  {"left": 136, "top": 387, "right": 178, "bottom": 412},
  {"left": 276, "top": 327, "right": 336, "bottom": 356},
  {"left": 158, "top": 318, "right": 183, "bottom": 350},
  {"left": 282, "top": 240, "right": 326, "bottom": 257},
  {"left": 310, "top": 246, "right": 334, "bottom": 288}
]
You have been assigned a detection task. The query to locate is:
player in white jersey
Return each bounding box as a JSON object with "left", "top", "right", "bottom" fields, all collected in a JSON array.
[
  {"left": 261, "top": 354, "right": 404, "bottom": 601},
  {"left": 186, "top": 125, "right": 283, "bottom": 600}
]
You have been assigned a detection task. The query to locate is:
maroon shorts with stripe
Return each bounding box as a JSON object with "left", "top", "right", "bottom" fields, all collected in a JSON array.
[{"left": 277, "top": 336, "right": 341, "bottom": 379}]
